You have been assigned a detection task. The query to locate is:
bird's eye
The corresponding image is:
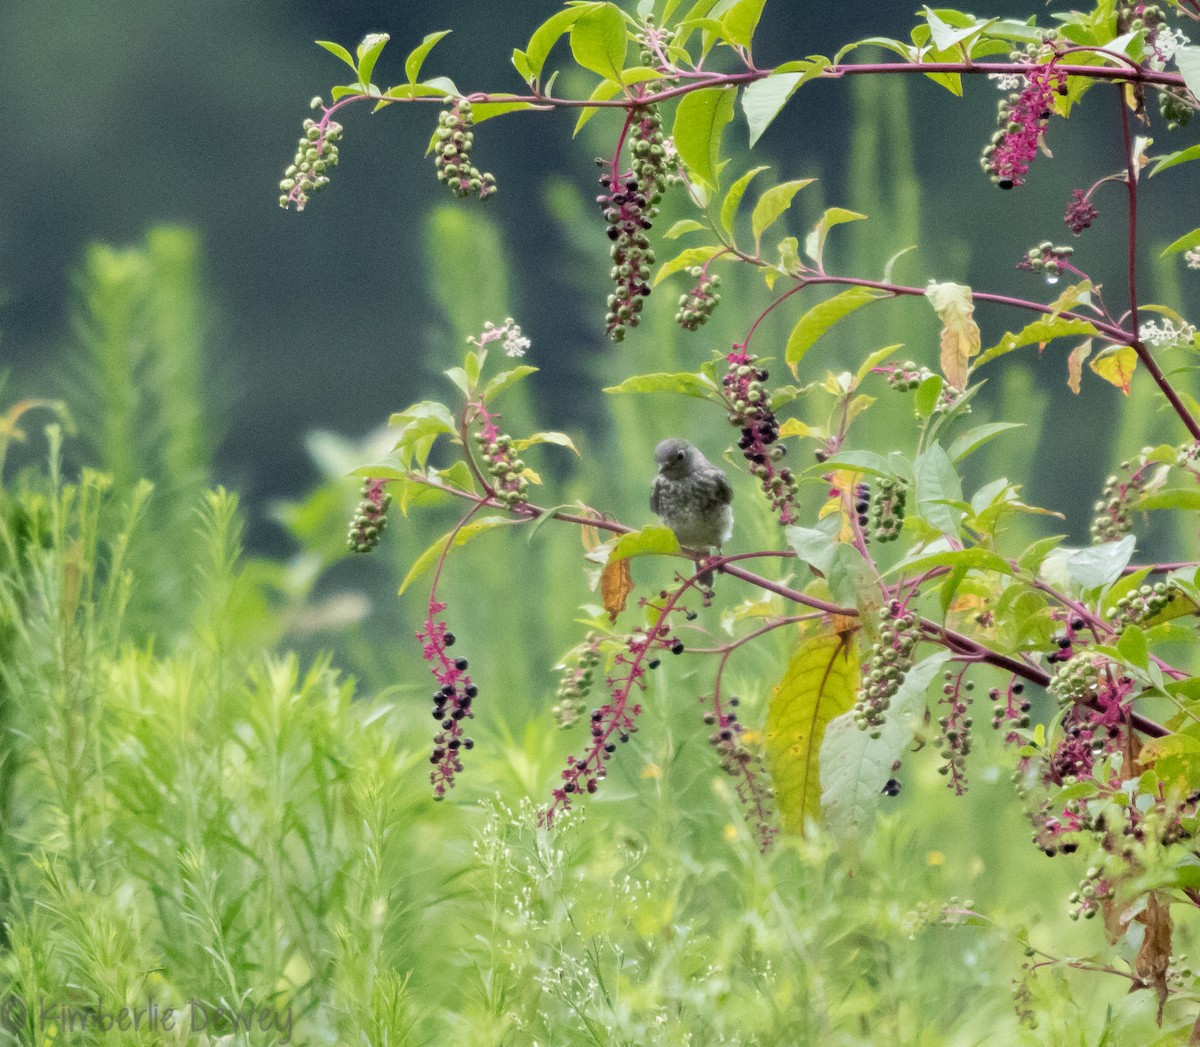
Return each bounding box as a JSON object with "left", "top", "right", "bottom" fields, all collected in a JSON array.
[{"left": 676, "top": 451, "right": 685, "bottom": 461}]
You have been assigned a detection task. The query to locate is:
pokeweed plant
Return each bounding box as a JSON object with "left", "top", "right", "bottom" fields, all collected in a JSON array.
[{"left": 281, "top": 0, "right": 1200, "bottom": 1033}]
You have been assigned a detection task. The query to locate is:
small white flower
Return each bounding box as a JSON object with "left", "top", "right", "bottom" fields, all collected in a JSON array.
[
  {"left": 1185, "top": 247, "right": 1200, "bottom": 271},
  {"left": 1140, "top": 318, "right": 1198, "bottom": 347},
  {"left": 1152, "top": 26, "right": 1188, "bottom": 63}
]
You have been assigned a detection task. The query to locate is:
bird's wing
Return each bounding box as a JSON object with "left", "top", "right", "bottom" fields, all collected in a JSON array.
[
  {"left": 650, "top": 475, "right": 664, "bottom": 515},
  {"left": 713, "top": 469, "right": 733, "bottom": 505}
]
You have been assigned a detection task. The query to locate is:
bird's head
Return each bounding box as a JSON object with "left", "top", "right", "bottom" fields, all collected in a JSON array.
[{"left": 654, "top": 438, "right": 698, "bottom": 480}]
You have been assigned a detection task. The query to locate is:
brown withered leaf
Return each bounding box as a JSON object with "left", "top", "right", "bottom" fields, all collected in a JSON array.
[
  {"left": 600, "top": 558, "right": 633, "bottom": 621},
  {"left": 1133, "top": 891, "right": 1173, "bottom": 1024},
  {"left": 926, "top": 280, "right": 981, "bottom": 391}
]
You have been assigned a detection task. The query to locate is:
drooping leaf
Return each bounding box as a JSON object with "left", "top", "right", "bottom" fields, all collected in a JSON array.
[
  {"left": 751, "top": 179, "right": 817, "bottom": 247},
  {"left": 1177, "top": 46, "right": 1200, "bottom": 106},
  {"left": 511, "top": 431, "right": 581, "bottom": 456},
  {"left": 1089, "top": 344, "right": 1137, "bottom": 394},
  {"left": 804, "top": 208, "right": 868, "bottom": 268},
  {"left": 915, "top": 442, "right": 964, "bottom": 537},
  {"left": 784, "top": 287, "right": 889, "bottom": 375},
  {"left": 1149, "top": 143, "right": 1200, "bottom": 177},
  {"left": 740, "top": 66, "right": 823, "bottom": 147},
  {"left": 976, "top": 316, "right": 1099, "bottom": 366},
  {"left": 947, "top": 422, "right": 1023, "bottom": 463},
  {"left": 1067, "top": 338, "right": 1093, "bottom": 394},
  {"left": 1066, "top": 535, "right": 1136, "bottom": 590},
  {"left": 764, "top": 631, "right": 859, "bottom": 832},
  {"left": 316, "top": 40, "right": 359, "bottom": 74},
  {"left": 1162, "top": 225, "right": 1200, "bottom": 258},
  {"left": 821, "top": 651, "right": 952, "bottom": 843},
  {"left": 608, "top": 524, "right": 682, "bottom": 563},
  {"left": 604, "top": 371, "right": 717, "bottom": 398},
  {"left": 653, "top": 244, "right": 727, "bottom": 286},
  {"left": 601, "top": 558, "right": 634, "bottom": 620},
  {"left": 926, "top": 281, "right": 980, "bottom": 390},
  {"left": 519, "top": 4, "right": 601, "bottom": 83},
  {"left": 719, "top": 165, "right": 770, "bottom": 235},
  {"left": 398, "top": 516, "right": 515, "bottom": 594},
  {"left": 483, "top": 365, "right": 539, "bottom": 401},
  {"left": 672, "top": 86, "right": 737, "bottom": 189}
]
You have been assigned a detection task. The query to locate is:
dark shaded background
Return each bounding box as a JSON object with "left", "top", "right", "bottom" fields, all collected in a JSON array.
[{"left": 2, "top": 1, "right": 1190, "bottom": 549}]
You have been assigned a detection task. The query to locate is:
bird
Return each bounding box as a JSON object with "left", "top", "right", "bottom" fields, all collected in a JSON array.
[{"left": 650, "top": 438, "right": 733, "bottom": 586}]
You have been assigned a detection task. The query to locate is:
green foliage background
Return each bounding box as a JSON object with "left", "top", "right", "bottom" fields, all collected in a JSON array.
[{"left": 3, "top": 2, "right": 1200, "bottom": 1044}]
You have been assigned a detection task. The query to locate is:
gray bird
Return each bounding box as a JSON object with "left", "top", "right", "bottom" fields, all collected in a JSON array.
[{"left": 650, "top": 438, "right": 733, "bottom": 585}]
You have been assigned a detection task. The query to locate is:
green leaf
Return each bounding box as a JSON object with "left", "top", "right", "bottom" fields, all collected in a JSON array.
[
  {"left": 821, "top": 651, "right": 952, "bottom": 844},
  {"left": 1162, "top": 226, "right": 1200, "bottom": 259},
  {"left": 751, "top": 178, "right": 816, "bottom": 246},
  {"left": 804, "top": 207, "right": 868, "bottom": 267},
  {"left": 389, "top": 401, "right": 457, "bottom": 468},
  {"left": 672, "top": 86, "right": 737, "bottom": 189},
  {"left": 786, "top": 518, "right": 842, "bottom": 574},
  {"left": 316, "top": 40, "right": 359, "bottom": 73},
  {"left": 1150, "top": 143, "right": 1200, "bottom": 177},
  {"left": 741, "top": 71, "right": 805, "bottom": 147},
  {"left": 1066, "top": 535, "right": 1136, "bottom": 590},
  {"left": 664, "top": 218, "right": 708, "bottom": 239},
  {"left": 357, "top": 33, "right": 391, "bottom": 87},
  {"left": 892, "top": 546, "right": 1013, "bottom": 579},
  {"left": 1177, "top": 46, "right": 1200, "bottom": 104},
  {"left": 653, "top": 244, "right": 726, "bottom": 286},
  {"left": 1019, "top": 534, "right": 1066, "bottom": 573},
  {"left": 511, "top": 431, "right": 581, "bottom": 456},
  {"left": 398, "top": 516, "right": 515, "bottom": 595},
  {"left": 573, "top": 78, "right": 622, "bottom": 135},
  {"left": 976, "top": 316, "right": 1099, "bottom": 366},
  {"left": 523, "top": 4, "right": 600, "bottom": 82},
  {"left": 915, "top": 442, "right": 963, "bottom": 537},
  {"left": 570, "top": 4, "right": 628, "bottom": 82},
  {"left": 608, "top": 525, "right": 682, "bottom": 563},
  {"left": 1117, "top": 624, "right": 1150, "bottom": 671},
  {"left": 947, "top": 422, "right": 1023, "bottom": 463},
  {"left": 720, "top": 0, "right": 768, "bottom": 49},
  {"left": 914, "top": 373, "right": 944, "bottom": 419},
  {"left": 784, "top": 287, "right": 889, "bottom": 374},
  {"left": 817, "top": 450, "right": 893, "bottom": 477},
  {"left": 854, "top": 343, "right": 903, "bottom": 387},
  {"left": 483, "top": 365, "right": 538, "bottom": 401},
  {"left": 719, "top": 165, "right": 770, "bottom": 236},
  {"left": 470, "top": 98, "right": 537, "bottom": 125},
  {"left": 603, "top": 371, "right": 717, "bottom": 398},
  {"left": 765, "top": 631, "right": 858, "bottom": 833},
  {"left": 1136, "top": 488, "right": 1200, "bottom": 511}
]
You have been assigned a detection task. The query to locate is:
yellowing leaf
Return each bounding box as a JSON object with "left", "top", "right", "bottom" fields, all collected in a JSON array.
[
  {"left": 1067, "top": 338, "right": 1093, "bottom": 394},
  {"left": 1089, "top": 344, "right": 1138, "bottom": 394},
  {"left": 764, "top": 631, "right": 859, "bottom": 833},
  {"left": 600, "top": 557, "right": 633, "bottom": 620},
  {"left": 926, "top": 280, "right": 981, "bottom": 390},
  {"left": 777, "top": 418, "right": 815, "bottom": 439}
]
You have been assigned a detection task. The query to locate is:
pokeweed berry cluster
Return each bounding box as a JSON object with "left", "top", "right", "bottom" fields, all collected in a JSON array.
[
  {"left": 473, "top": 408, "right": 528, "bottom": 509},
  {"left": 981, "top": 61, "right": 1066, "bottom": 189},
  {"left": 990, "top": 679, "right": 1031, "bottom": 739},
  {"left": 879, "top": 362, "right": 963, "bottom": 412},
  {"left": 541, "top": 625, "right": 683, "bottom": 825},
  {"left": 1063, "top": 189, "right": 1098, "bottom": 235},
  {"left": 936, "top": 667, "right": 975, "bottom": 794},
  {"left": 597, "top": 168, "right": 655, "bottom": 341},
  {"left": 676, "top": 266, "right": 721, "bottom": 330},
  {"left": 347, "top": 478, "right": 392, "bottom": 553},
  {"left": 852, "top": 482, "right": 871, "bottom": 531},
  {"left": 1019, "top": 241, "right": 1075, "bottom": 282},
  {"left": 552, "top": 633, "right": 602, "bottom": 729},
  {"left": 1159, "top": 87, "right": 1195, "bottom": 130},
  {"left": 701, "top": 694, "right": 778, "bottom": 852},
  {"left": 1106, "top": 580, "right": 1180, "bottom": 628},
  {"left": 628, "top": 103, "right": 675, "bottom": 210},
  {"left": 723, "top": 349, "right": 797, "bottom": 523},
  {"left": 279, "top": 100, "right": 343, "bottom": 211},
  {"left": 433, "top": 100, "right": 497, "bottom": 200},
  {"left": 416, "top": 601, "right": 478, "bottom": 798},
  {"left": 868, "top": 477, "right": 906, "bottom": 542},
  {"left": 1090, "top": 452, "right": 1161, "bottom": 542},
  {"left": 853, "top": 604, "right": 919, "bottom": 735}
]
